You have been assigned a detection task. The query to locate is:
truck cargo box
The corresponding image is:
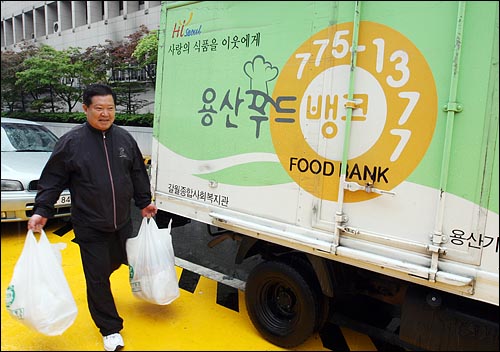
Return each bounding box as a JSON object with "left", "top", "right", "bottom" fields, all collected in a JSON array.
[{"left": 151, "top": 1, "right": 498, "bottom": 349}]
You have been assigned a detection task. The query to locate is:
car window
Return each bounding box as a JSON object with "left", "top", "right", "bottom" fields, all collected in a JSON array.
[
  {"left": 1, "top": 127, "right": 15, "bottom": 151},
  {"left": 1, "top": 123, "right": 58, "bottom": 152}
]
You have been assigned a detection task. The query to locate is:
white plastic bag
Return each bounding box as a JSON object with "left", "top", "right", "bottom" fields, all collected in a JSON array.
[
  {"left": 5, "top": 229, "right": 78, "bottom": 336},
  {"left": 126, "top": 217, "right": 180, "bottom": 305}
]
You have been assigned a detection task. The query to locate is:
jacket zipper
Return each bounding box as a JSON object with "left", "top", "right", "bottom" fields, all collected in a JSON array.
[{"left": 102, "top": 132, "right": 117, "bottom": 229}]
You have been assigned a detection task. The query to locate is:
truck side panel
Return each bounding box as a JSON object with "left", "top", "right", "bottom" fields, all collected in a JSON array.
[{"left": 152, "top": 1, "right": 499, "bottom": 307}]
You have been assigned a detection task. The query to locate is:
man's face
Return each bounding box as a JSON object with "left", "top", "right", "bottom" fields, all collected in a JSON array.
[{"left": 83, "top": 95, "right": 116, "bottom": 131}]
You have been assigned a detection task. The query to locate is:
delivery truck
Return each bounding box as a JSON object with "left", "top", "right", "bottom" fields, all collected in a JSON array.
[{"left": 151, "top": 1, "right": 499, "bottom": 350}]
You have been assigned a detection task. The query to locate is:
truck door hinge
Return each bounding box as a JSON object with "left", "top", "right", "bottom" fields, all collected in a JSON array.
[
  {"left": 335, "top": 213, "right": 348, "bottom": 224},
  {"left": 427, "top": 232, "right": 447, "bottom": 282}
]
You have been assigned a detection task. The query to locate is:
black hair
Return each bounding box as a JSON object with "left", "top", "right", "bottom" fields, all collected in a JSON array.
[{"left": 82, "top": 84, "right": 117, "bottom": 106}]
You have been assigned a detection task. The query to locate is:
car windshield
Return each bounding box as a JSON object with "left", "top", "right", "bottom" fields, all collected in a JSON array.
[{"left": 1, "top": 122, "right": 58, "bottom": 152}]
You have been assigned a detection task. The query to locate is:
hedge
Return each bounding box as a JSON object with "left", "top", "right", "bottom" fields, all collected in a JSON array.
[{"left": 1, "top": 111, "right": 153, "bottom": 127}]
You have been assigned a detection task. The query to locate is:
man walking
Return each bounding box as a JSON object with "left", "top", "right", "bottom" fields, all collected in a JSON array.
[{"left": 28, "top": 83, "right": 157, "bottom": 351}]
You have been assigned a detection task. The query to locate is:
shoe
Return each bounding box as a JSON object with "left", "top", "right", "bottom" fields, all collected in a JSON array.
[{"left": 103, "top": 333, "right": 124, "bottom": 351}]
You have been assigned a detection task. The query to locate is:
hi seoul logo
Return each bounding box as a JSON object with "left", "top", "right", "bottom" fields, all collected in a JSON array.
[{"left": 171, "top": 12, "right": 202, "bottom": 38}]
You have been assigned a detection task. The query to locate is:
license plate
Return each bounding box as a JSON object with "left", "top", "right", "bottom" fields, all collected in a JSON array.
[{"left": 55, "top": 194, "right": 71, "bottom": 206}]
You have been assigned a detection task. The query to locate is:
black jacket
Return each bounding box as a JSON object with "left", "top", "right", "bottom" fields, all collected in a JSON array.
[{"left": 34, "top": 122, "right": 152, "bottom": 232}]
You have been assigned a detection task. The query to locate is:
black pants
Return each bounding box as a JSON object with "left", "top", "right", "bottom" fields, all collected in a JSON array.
[{"left": 72, "top": 219, "right": 133, "bottom": 336}]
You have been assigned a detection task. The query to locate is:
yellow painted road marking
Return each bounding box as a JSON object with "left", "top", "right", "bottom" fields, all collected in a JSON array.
[{"left": 1, "top": 220, "right": 376, "bottom": 351}]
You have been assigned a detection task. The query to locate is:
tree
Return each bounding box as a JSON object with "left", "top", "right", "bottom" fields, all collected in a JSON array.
[
  {"left": 16, "top": 45, "right": 64, "bottom": 112},
  {"left": 1, "top": 42, "right": 39, "bottom": 111},
  {"left": 81, "top": 43, "right": 111, "bottom": 84},
  {"left": 54, "top": 47, "right": 98, "bottom": 112},
  {"left": 133, "top": 29, "right": 158, "bottom": 83},
  {"left": 2, "top": 26, "right": 155, "bottom": 114},
  {"left": 105, "top": 25, "right": 152, "bottom": 113},
  {"left": 1, "top": 50, "right": 25, "bottom": 111},
  {"left": 15, "top": 45, "right": 100, "bottom": 112}
]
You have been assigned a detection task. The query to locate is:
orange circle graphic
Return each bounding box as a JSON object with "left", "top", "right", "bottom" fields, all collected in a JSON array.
[{"left": 271, "top": 21, "right": 437, "bottom": 202}]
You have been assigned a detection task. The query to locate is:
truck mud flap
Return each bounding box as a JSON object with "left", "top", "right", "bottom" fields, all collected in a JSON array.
[{"left": 155, "top": 209, "right": 191, "bottom": 228}]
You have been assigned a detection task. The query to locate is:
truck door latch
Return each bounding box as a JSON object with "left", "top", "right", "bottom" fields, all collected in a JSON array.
[{"left": 343, "top": 181, "right": 395, "bottom": 196}]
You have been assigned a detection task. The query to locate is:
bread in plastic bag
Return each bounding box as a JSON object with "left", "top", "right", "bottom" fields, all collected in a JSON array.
[{"left": 126, "top": 217, "right": 180, "bottom": 305}]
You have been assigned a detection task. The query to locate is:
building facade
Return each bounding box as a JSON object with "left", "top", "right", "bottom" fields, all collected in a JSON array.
[{"left": 1, "top": 1, "right": 162, "bottom": 51}]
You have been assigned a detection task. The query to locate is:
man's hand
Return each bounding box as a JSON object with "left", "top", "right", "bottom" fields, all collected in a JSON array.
[
  {"left": 141, "top": 203, "right": 158, "bottom": 218},
  {"left": 27, "top": 214, "right": 48, "bottom": 232}
]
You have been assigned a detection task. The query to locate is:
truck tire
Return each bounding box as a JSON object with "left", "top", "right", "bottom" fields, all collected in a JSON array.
[
  {"left": 245, "top": 260, "right": 318, "bottom": 348},
  {"left": 283, "top": 255, "right": 330, "bottom": 332}
]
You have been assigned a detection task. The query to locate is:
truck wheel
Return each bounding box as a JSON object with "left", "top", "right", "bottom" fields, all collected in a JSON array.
[
  {"left": 245, "top": 260, "right": 318, "bottom": 348},
  {"left": 283, "top": 255, "right": 330, "bottom": 332}
]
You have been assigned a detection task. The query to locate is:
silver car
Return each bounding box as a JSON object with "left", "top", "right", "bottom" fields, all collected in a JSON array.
[{"left": 1, "top": 118, "right": 71, "bottom": 222}]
